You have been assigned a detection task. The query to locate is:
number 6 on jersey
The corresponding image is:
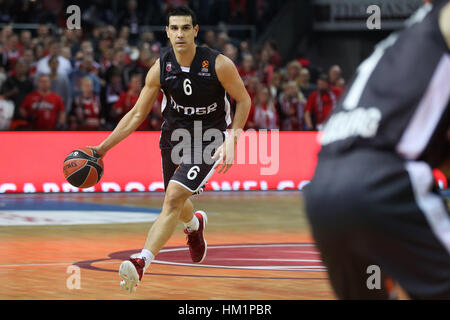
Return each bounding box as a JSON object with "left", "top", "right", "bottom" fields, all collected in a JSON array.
[
  {"left": 187, "top": 166, "right": 200, "bottom": 180},
  {"left": 183, "top": 79, "right": 192, "bottom": 96}
]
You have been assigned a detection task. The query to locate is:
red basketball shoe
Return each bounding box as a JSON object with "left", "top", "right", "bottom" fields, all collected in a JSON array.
[
  {"left": 184, "top": 210, "right": 208, "bottom": 263},
  {"left": 119, "top": 255, "right": 146, "bottom": 293}
]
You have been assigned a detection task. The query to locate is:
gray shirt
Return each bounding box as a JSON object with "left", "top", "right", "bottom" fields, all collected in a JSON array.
[{"left": 50, "top": 75, "right": 72, "bottom": 113}]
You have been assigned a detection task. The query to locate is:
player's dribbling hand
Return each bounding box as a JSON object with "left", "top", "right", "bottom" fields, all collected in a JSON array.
[
  {"left": 87, "top": 145, "right": 106, "bottom": 159},
  {"left": 213, "top": 135, "right": 237, "bottom": 174}
]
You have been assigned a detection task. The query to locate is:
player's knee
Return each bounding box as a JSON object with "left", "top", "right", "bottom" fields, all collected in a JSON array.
[
  {"left": 162, "top": 184, "right": 191, "bottom": 216},
  {"left": 163, "top": 194, "right": 184, "bottom": 215}
]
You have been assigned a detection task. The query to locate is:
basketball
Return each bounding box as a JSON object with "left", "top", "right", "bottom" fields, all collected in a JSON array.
[{"left": 63, "top": 147, "right": 104, "bottom": 188}]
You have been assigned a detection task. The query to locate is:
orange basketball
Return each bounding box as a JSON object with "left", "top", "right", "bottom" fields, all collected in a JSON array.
[{"left": 63, "top": 147, "right": 104, "bottom": 188}]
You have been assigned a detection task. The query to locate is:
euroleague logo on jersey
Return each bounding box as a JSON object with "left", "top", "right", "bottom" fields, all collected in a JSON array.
[
  {"left": 166, "top": 62, "right": 172, "bottom": 72},
  {"left": 201, "top": 60, "right": 209, "bottom": 72}
]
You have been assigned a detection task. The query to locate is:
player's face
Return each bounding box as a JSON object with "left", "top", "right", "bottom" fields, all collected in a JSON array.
[{"left": 166, "top": 16, "right": 198, "bottom": 53}]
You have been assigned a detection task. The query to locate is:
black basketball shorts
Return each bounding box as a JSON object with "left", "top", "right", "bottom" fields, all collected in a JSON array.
[
  {"left": 160, "top": 129, "right": 226, "bottom": 194},
  {"left": 303, "top": 149, "right": 450, "bottom": 299}
]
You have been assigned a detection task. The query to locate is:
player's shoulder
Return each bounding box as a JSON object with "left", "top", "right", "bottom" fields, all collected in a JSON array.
[
  {"left": 214, "top": 53, "right": 236, "bottom": 74},
  {"left": 145, "top": 58, "right": 161, "bottom": 87},
  {"left": 197, "top": 45, "right": 221, "bottom": 57}
]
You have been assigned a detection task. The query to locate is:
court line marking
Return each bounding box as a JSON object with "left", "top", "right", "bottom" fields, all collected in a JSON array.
[
  {"left": 152, "top": 244, "right": 326, "bottom": 271},
  {"left": 0, "top": 244, "right": 327, "bottom": 272},
  {"left": 0, "top": 261, "right": 120, "bottom": 268},
  {"left": 206, "top": 258, "right": 322, "bottom": 262}
]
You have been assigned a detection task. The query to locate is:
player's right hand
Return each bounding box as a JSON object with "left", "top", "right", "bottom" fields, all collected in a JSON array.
[{"left": 87, "top": 145, "right": 106, "bottom": 159}]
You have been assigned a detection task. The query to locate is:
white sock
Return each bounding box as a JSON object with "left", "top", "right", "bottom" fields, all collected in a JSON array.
[
  {"left": 139, "top": 249, "right": 154, "bottom": 270},
  {"left": 184, "top": 214, "right": 199, "bottom": 232}
]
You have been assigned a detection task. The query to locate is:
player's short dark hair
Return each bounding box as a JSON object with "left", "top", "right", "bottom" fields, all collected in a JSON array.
[{"left": 166, "top": 6, "right": 198, "bottom": 27}]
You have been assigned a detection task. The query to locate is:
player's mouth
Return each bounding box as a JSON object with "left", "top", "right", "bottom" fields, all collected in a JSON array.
[{"left": 176, "top": 41, "right": 186, "bottom": 46}]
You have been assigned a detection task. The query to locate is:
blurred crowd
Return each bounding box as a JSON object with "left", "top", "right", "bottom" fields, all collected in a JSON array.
[
  {"left": 0, "top": 1, "right": 346, "bottom": 132},
  {"left": 0, "top": 0, "right": 283, "bottom": 35}
]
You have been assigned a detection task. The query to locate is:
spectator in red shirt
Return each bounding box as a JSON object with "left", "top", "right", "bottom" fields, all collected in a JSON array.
[
  {"left": 69, "top": 77, "right": 102, "bottom": 130},
  {"left": 20, "top": 74, "right": 66, "bottom": 130},
  {"left": 304, "top": 74, "right": 342, "bottom": 130},
  {"left": 298, "top": 67, "right": 315, "bottom": 99},
  {"left": 263, "top": 40, "right": 283, "bottom": 68},
  {"left": 253, "top": 86, "right": 278, "bottom": 130},
  {"left": 238, "top": 54, "right": 256, "bottom": 86},
  {"left": 278, "top": 81, "right": 306, "bottom": 131},
  {"left": 328, "top": 64, "right": 342, "bottom": 87},
  {"left": 257, "top": 48, "right": 274, "bottom": 86},
  {"left": 112, "top": 73, "right": 150, "bottom": 130},
  {"left": 336, "top": 77, "right": 346, "bottom": 90},
  {"left": 269, "top": 71, "right": 283, "bottom": 101}
]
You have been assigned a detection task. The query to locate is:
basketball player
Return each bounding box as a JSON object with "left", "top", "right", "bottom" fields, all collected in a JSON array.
[
  {"left": 90, "top": 6, "right": 250, "bottom": 292},
  {"left": 303, "top": 0, "right": 450, "bottom": 299}
]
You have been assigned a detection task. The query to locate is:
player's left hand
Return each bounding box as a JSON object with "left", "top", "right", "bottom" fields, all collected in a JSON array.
[{"left": 213, "top": 135, "right": 237, "bottom": 174}]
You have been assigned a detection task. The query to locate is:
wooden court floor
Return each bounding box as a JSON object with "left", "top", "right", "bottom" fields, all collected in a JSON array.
[{"left": 0, "top": 191, "right": 335, "bottom": 300}]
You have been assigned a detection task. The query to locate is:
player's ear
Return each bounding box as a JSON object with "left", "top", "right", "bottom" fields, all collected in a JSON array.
[
  {"left": 194, "top": 25, "right": 199, "bottom": 38},
  {"left": 165, "top": 26, "right": 169, "bottom": 38}
]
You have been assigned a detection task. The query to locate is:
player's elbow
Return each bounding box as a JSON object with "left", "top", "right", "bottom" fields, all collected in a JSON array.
[
  {"left": 237, "top": 94, "right": 251, "bottom": 112},
  {"left": 132, "top": 109, "right": 147, "bottom": 124}
]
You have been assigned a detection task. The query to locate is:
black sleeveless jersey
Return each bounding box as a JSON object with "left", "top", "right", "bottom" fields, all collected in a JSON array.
[
  {"left": 159, "top": 46, "right": 232, "bottom": 134},
  {"left": 319, "top": 0, "right": 450, "bottom": 167}
]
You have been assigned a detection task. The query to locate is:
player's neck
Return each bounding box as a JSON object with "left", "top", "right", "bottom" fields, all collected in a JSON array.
[{"left": 173, "top": 44, "right": 197, "bottom": 68}]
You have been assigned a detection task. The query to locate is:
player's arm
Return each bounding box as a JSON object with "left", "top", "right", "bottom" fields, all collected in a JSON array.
[
  {"left": 214, "top": 54, "right": 251, "bottom": 173},
  {"left": 439, "top": 1, "right": 450, "bottom": 49},
  {"left": 92, "top": 60, "right": 161, "bottom": 157}
]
